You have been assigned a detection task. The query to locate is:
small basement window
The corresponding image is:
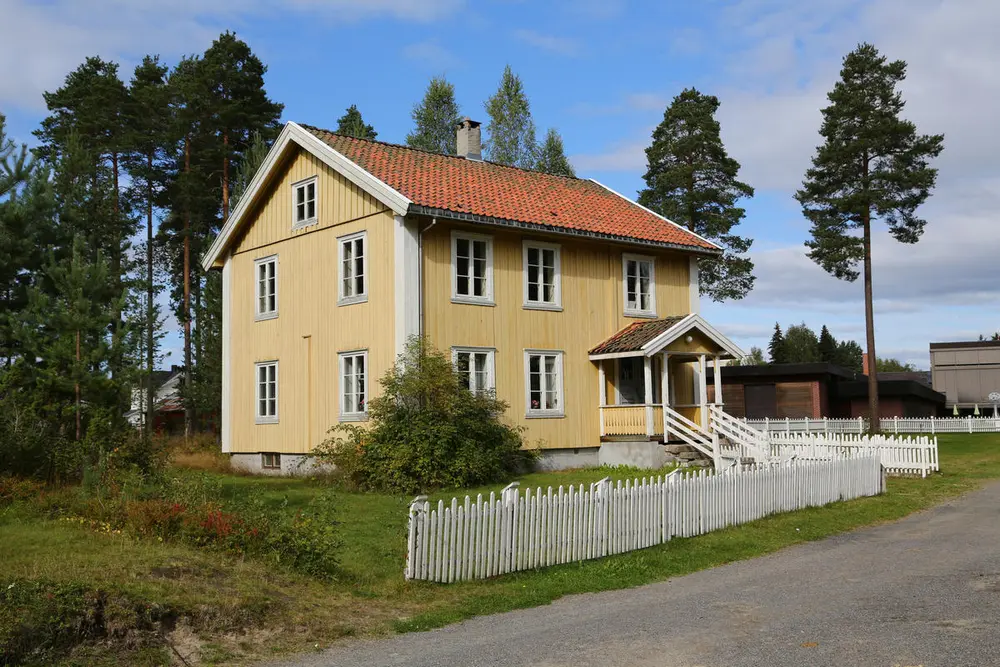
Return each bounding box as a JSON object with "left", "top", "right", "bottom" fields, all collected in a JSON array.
[{"left": 261, "top": 452, "right": 281, "bottom": 470}]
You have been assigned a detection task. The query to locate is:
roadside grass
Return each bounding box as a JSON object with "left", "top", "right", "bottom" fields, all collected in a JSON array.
[{"left": 3, "top": 435, "right": 998, "bottom": 665}]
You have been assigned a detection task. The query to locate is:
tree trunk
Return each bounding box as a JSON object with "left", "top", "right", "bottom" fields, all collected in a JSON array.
[
  {"left": 146, "top": 154, "right": 155, "bottom": 439},
  {"left": 222, "top": 130, "right": 229, "bottom": 222},
  {"left": 75, "top": 330, "right": 81, "bottom": 441},
  {"left": 183, "top": 135, "right": 193, "bottom": 440},
  {"left": 110, "top": 151, "right": 123, "bottom": 394},
  {"left": 863, "top": 207, "right": 880, "bottom": 433}
]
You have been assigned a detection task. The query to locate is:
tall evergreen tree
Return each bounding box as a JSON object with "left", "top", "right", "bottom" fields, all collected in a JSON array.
[
  {"left": 784, "top": 323, "right": 821, "bottom": 363},
  {"left": 484, "top": 65, "right": 537, "bottom": 168},
  {"left": 124, "top": 55, "right": 171, "bottom": 437},
  {"left": 837, "top": 340, "right": 864, "bottom": 373},
  {"left": 535, "top": 128, "right": 575, "bottom": 177},
  {"left": 336, "top": 104, "right": 377, "bottom": 140},
  {"left": 406, "top": 76, "right": 461, "bottom": 155},
  {"left": 796, "top": 43, "right": 944, "bottom": 429},
  {"left": 818, "top": 325, "right": 839, "bottom": 364},
  {"left": 230, "top": 131, "right": 271, "bottom": 208},
  {"left": 768, "top": 323, "right": 787, "bottom": 364},
  {"left": 638, "top": 88, "right": 755, "bottom": 302}
]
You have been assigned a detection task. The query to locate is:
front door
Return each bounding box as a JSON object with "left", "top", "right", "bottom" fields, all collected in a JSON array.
[{"left": 617, "top": 357, "right": 644, "bottom": 404}]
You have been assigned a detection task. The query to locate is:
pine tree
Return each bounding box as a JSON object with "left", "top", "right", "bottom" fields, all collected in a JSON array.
[
  {"left": 818, "top": 325, "right": 839, "bottom": 364},
  {"left": 784, "top": 323, "right": 821, "bottom": 363},
  {"left": 768, "top": 323, "right": 787, "bottom": 364},
  {"left": 535, "top": 128, "right": 575, "bottom": 177},
  {"left": 638, "top": 88, "right": 755, "bottom": 302},
  {"left": 837, "top": 340, "right": 864, "bottom": 373},
  {"left": 124, "top": 55, "right": 171, "bottom": 437},
  {"left": 406, "top": 77, "right": 461, "bottom": 155},
  {"left": 796, "top": 43, "right": 944, "bottom": 429},
  {"left": 484, "top": 65, "right": 537, "bottom": 168},
  {"left": 336, "top": 105, "right": 377, "bottom": 140},
  {"left": 231, "top": 131, "right": 271, "bottom": 208}
]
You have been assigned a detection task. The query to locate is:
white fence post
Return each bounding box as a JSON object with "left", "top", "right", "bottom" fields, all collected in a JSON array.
[
  {"left": 405, "top": 495, "right": 428, "bottom": 580},
  {"left": 858, "top": 416, "right": 864, "bottom": 433},
  {"left": 931, "top": 415, "right": 935, "bottom": 435},
  {"left": 968, "top": 415, "right": 973, "bottom": 434}
]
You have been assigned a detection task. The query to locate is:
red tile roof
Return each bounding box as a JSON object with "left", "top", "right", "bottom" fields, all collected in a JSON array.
[
  {"left": 300, "top": 125, "right": 719, "bottom": 252},
  {"left": 589, "top": 317, "right": 689, "bottom": 355}
]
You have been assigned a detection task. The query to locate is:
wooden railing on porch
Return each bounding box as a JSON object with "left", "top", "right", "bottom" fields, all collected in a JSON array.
[{"left": 601, "top": 405, "right": 664, "bottom": 437}]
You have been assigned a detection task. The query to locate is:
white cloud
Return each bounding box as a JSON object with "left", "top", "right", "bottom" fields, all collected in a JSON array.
[
  {"left": 0, "top": 0, "right": 463, "bottom": 110},
  {"left": 512, "top": 29, "right": 580, "bottom": 56},
  {"left": 401, "top": 40, "right": 461, "bottom": 70}
]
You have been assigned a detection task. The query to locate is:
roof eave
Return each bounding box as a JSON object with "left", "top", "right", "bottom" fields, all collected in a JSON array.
[{"left": 409, "top": 205, "right": 722, "bottom": 256}]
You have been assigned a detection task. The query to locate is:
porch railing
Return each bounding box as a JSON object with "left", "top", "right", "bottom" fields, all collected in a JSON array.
[{"left": 601, "top": 405, "right": 663, "bottom": 437}]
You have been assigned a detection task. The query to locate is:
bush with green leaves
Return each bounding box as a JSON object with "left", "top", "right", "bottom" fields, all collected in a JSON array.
[{"left": 316, "top": 338, "right": 534, "bottom": 493}]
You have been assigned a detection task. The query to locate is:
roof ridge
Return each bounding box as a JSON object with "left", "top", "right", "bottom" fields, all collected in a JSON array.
[{"left": 297, "top": 122, "right": 584, "bottom": 183}]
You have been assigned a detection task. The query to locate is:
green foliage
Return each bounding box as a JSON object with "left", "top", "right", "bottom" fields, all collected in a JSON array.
[
  {"left": 316, "top": 338, "right": 533, "bottom": 493},
  {"left": 767, "top": 323, "right": 786, "bottom": 364},
  {"left": 535, "top": 128, "right": 575, "bottom": 177},
  {"left": 336, "top": 104, "right": 377, "bottom": 140},
  {"left": 783, "top": 323, "right": 821, "bottom": 363},
  {"left": 406, "top": 76, "right": 461, "bottom": 154},
  {"left": 736, "top": 346, "right": 767, "bottom": 366},
  {"left": 638, "top": 88, "right": 755, "bottom": 301},
  {"left": 837, "top": 340, "right": 865, "bottom": 373},
  {"left": 484, "top": 65, "right": 537, "bottom": 168},
  {"left": 818, "top": 325, "right": 838, "bottom": 364},
  {"left": 875, "top": 357, "right": 916, "bottom": 373},
  {"left": 231, "top": 131, "right": 271, "bottom": 208}
]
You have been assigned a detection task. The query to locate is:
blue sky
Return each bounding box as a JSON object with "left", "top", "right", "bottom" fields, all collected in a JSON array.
[{"left": 3, "top": 0, "right": 998, "bottom": 369}]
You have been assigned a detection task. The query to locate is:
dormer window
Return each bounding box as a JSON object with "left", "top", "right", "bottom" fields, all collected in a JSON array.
[{"left": 292, "top": 176, "right": 317, "bottom": 228}]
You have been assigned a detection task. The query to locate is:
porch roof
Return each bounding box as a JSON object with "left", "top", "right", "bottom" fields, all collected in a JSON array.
[{"left": 588, "top": 313, "right": 745, "bottom": 360}]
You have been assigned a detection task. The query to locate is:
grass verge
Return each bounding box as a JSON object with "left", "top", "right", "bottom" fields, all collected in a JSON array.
[{"left": 3, "top": 434, "right": 999, "bottom": 665}]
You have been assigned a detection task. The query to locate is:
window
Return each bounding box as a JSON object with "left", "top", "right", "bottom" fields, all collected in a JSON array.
[
  {"left": 340, "top": 351, "right": 367, "bottom": 420},
  {"left": 623, "top": 253, "right": 656, "bottom": 317},
  {"left": 523, "top": 241, "right": 561, "bottom": 309},
  {"left": 338, "top": 231, "right": 367, "bottom": 304},
  {"left": 255, "top": 361, "right": 278, "bottom": 423},
  {"left": 524, "top": 350, "right": 564, "bottom": 417},
  {"left": 254, "top": 255, "right": 278, "bottom": 320},
  {"left": 452, "top": 232, "right": 493, "bottom": 303},
  {"left": 261, "top": 452, "right": 281, "bottom": 469},
  {"left": 452, "top": 347, "right": 496, "bottom": 394},
  {"left": 292, "top": 176, "right": 317, "bottom": 228}
]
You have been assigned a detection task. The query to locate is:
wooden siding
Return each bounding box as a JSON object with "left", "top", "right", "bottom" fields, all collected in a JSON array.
[
  {"left": 228, "top": 149, "right": 396, "bottom": 454},
  {"left": 421, "top": 220, "right": 693, "bottom": 450},
  {"left": 775, "top": 382, "right": 816, "bottom": 419}
]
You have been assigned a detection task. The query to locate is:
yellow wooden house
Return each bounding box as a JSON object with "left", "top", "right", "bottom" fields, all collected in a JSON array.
[{"left": 202, "top": 119, "right": 759, "bottom": 474}]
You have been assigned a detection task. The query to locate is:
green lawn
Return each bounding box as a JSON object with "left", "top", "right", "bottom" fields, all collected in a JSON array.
[{"left": 3, "top": 435, "right": 999, "bottom": 665}]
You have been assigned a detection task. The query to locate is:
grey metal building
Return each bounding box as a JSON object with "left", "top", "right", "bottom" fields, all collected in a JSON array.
[{"left": 929, "top": 340, "right": 1000, "bottom": 412}]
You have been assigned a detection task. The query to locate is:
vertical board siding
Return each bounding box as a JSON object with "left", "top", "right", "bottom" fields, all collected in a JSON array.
[
  {"left": 422, "top": 220, "right": 693, "bottom": 452},
  {"left": 229, "top": 149, "right": 396, "bottom": 454},
  {"left": 406, "top": 454, "right": 884, "bottom": 582}
]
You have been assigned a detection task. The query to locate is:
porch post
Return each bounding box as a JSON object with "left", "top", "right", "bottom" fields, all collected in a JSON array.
[
  {"left": 698, "top": 354, "right": 708, "bottom": 431},
  {"left": 598, "top": 360, "right": 607, "bottom": 436},
  {"left": 713, "top": 355, "right": 722, "bottom": 407},
  {"left": 661, "top": 353, "right": 670, "bottom": 439},
  {"left": 643, "top": 355, "right": 654, "bottom": 436}
]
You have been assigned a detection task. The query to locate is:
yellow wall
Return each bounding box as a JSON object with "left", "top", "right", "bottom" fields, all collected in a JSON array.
[
  {"left": 228, "top": 148, "right": 396, "bottom": 454},
  {"left": 421, "top": 220, "right": 693, "bottom": 451}
]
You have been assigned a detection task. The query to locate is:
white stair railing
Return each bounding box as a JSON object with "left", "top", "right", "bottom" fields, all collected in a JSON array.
[
  {"left": 663, "top": 405, "right": 722, "bottom": 469},
  {"left": 709, "top": 405, "right": 771, "bottom": 464}
]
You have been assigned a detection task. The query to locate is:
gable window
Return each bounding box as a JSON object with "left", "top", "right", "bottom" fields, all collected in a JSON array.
[
  {"left": 255, "top": 361, "right": 278, "bottom": 424},
  {"left": 623, "top": 253, "right": 656, "bottom": 317},
  {"left": 523, "top": 241, "right": 561, "bottom": 309},
  {"left": 254, "top": 255, "right": 278, "bottom": 320},
  {"left": 261, "top": 452, "right": 281, "bottom": 470},
  {"left": 524, "top": 350, "right": 564, "bottom": 417},
  {"left": 452, "top": 347, "right": 496, "bottom": 394},
  {"left": 338, "top": 231, "right": 367, "bottom": 305},
  {"left": 292, "top": 176, "right": 317, "bottom": 228},
  {"left": 340, "top": 351, "right": 367, "bottom": 420},
  {"left": 452, "top": 232, "right": 493, "bottom": 304}
]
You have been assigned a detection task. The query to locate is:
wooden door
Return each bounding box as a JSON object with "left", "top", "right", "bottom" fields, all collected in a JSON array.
[{"left": 745, "top": 383, "right": 778, "bottom": 418}]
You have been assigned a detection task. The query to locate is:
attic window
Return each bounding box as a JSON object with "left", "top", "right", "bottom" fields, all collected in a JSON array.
[{"left": 292, "top": 176, "right": 317, "bottom": 228}]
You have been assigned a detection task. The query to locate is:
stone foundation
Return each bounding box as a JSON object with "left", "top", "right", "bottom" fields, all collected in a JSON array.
[
  {"left": 229, "top": 453, "right": 332, "bottom": 476},
  {"left": 598, "top": 440, "right": 667, "bottom": 469},
  {"left": 534, "top": 447, "right": 601, "bottom": 471}
]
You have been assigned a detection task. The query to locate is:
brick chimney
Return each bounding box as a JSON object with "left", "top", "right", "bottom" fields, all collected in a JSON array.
[
  {"left": 456, "top": 118, "right": 482, "bottom": 161},
  {"left": 862, "top": 353, "right": 870, "bottom": 376}
]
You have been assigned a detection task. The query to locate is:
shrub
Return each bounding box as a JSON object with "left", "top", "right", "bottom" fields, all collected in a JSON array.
[
  {"left": 0, "top": 476, "right": 46, "bottom": 507},
  {"left": 316, "top": 338, "right": 535, "bottom": 493}
]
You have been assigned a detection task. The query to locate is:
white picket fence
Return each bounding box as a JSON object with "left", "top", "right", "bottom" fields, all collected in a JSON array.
[
  {"left": 768, "top": 433, "right": 938, "bottom": 477},
  {"left": 743, "top": 415, "right": 1000, "bottom": 435},
  {"left": 405, "top": 455, "right": 883, "bottom": 582}
]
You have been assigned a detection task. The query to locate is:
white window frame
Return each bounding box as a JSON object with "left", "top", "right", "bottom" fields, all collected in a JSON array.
[
  {"left": 339, "top": 350, "right": 368, "bottom": 421},
  {"left": 337, "top": 230, "right": 368, "bottom": 305},
  {"left": 451, "top": 231, "right": 494, "bottom": 305},
  {"left": 622, "top": 253, "right": 656, "bottom": 318},
  {"left": 523, "top": 349, "right": 565, "bottom": 418},
  {"left": 291, "top": 175, "right": 318, "bottom": 229},
  {"left": 261, "top": 452, "right": 281, "bottom": 469},
  {"left": 451, "top": 347, "right": 496, "bottom": 395},
  {"left": 255, "top": 361, "right": 278, "bottom": 424},
  {"left": 254, "top": 254, "right": 278, "bottom": 321},
  {"left": 522, "top": 240, "right": 562, "bottom": 310}
]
